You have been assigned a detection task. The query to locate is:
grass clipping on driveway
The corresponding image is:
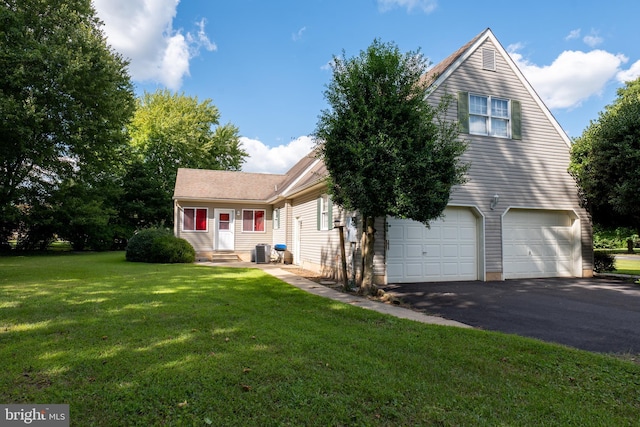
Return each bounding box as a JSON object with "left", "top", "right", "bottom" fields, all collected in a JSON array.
[{"left": 1, "top": 253, "right": 639, "bottom": 425}]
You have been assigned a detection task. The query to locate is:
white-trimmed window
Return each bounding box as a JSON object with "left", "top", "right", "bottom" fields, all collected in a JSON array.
[
  {"left": 317, "top": 194, "right": 332, "bottom": 231},
  {"left": 458, "top": 91, "right": 521, "bottom": 140},
  {"left": 183, "top": 208, "right": 208, "bottom": 231},
  {"left": 242, "top": 209, "right": 265, "bottom": 232},
  {"left": 273, "top": 208, "right": 281, "bottom": 230},
  {"left": 469, "top": 94, "right": 510, "bottom": 138}
]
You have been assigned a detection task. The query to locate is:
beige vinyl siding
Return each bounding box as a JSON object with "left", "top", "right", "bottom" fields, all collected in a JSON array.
[
  {"left": 271, "top": 202, "right": 287, "bottom": 247},
  {"left": 235, "top": 204, "right": 273, "bottom": 251},
  {"left": 291, "top": 190, "right": 342, "bottom": 275},
  {"left": 174, "top": 201, "right": 274, "bottom": 254},
  {"left": 372, "top": 217, "right": 386, "bottom": 284},
  {"left": 174, "top": 202, "right": 215, "bottom": 252},
  {"left": 427, "top": 37, "right": 592, "bottom": 275}
]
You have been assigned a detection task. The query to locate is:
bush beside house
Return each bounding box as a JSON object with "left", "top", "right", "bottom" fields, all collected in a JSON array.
[{"left": 126, "top": 228, "right": 195, "bottom": 263}]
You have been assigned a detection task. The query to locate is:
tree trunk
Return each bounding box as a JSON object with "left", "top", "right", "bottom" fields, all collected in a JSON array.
[
  {"left": 627, "top": 238, "right": 635, "bottom": 254},
  {"left": 359, "top": 216, "right": 377, "bottom": 296}
]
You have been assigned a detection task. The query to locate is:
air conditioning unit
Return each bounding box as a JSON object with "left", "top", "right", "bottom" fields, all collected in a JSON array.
[{"left": 255, "top": 244, "right": 271, "bottom": 264}]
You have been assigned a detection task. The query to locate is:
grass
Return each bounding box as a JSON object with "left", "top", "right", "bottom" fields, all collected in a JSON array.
[
  {"left": 614, "top": 258, "right": 640, "bottom": 276},
  {"left": 1, "top": 253, "right": 639, "bottom": 426}
]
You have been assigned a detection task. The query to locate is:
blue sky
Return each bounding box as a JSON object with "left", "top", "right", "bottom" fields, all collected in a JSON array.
[{"left": 93, "top": 0, "right": 640, "bottom": 174}]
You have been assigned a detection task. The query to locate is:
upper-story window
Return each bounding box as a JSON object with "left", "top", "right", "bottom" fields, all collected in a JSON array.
[
  {"left": 469, "top": 94, "right": 510, "bottom": 138},
  {"left": 458, "top": 91, "right": 521, "bottom": 140}
]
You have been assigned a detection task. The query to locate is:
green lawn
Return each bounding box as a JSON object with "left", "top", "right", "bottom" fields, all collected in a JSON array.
[
  {"left": 1, "top": 253, "right": 639, "bottom": 426},
  {"left": 614, "top": 258, "right": 640, "bottom": 276}
]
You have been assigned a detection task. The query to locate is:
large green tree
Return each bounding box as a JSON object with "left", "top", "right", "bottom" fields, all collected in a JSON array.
[
  {"left": 0, "top": 0, "right": 135, "bottom": 244},
  {"left": 315, "top": 39, "right": 468, "bottom": 294},
  {"left": 129, "top": 89, "right": 247, "bottom": 191},
  {"left": 569, "top": 78, "right": 640, "bottom": 238},
  {"left": 127, "top": 90, "right": 247, "bottom": 225}
]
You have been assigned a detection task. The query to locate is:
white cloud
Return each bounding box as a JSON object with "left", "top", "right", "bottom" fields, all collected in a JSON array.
[
  {"left": 292, "top": 26, "right": 307, "bottom": 42},
  {"left": 377, "top": 0, "right": 437, "bottom": 13},
  {"left": 93, "top": 0, "right": 216, "bottom": 90},
  {"left": 617, "top": 59, "right": 640, "bottom": 83},
  {"left": 240, "top": 136, "right": 315, "bottom": 174},
  {"left": 509, "top": 46, "right": 627, "bottom": 109},
  {"left": 583, "top": 33, "right": 603, "bottom": 48},
  {"left": 565, "top": 29, "right": 581, "bottom": 41}
]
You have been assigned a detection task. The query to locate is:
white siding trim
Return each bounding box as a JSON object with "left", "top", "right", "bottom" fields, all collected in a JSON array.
[{"left": 281, "top": 159, "right": 321, "bottom": 197}]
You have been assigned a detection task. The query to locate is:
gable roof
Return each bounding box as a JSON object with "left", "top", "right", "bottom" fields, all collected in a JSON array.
[
  {"left": 173, "top": 150, "right": 328, "bottom": 203},
  {"left": 174, "top": 28, "right": 572, "bottom": 204},
  {"left": 427, "top": 28, "right": 572, "bottom": 147},
  {"left": 173, "top": 168, "right": 285, "bottom": 202}
]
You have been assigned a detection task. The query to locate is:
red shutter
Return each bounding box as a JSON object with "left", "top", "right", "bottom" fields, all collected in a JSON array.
[{"left": 196, "top": 209, "right": 207, "bottom": 230}]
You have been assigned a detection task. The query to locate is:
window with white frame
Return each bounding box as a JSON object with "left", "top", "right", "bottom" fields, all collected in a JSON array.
[
  {"left": 318, "top": 194, "right": 331, "bottom": 231},
  {"left": 242, "top": 209, "right": 265, "bottom": 232},
  {"left": 273, "top": 208, "right": 280, "bottom": 230},
  {"left": 183, "top": 208, "right": 208, "bottom": 231},
  {"left": 469, "top": 94, "right": 510, "bottom": 138}
]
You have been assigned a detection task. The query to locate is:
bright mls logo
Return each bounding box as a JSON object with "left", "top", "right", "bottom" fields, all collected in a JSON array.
[{"left": 1, "top": 405, "right": 69, "bottom": 426}]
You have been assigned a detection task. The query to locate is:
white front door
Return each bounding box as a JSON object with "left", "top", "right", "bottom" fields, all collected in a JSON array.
[{"left": 215, "top": 209, "right": 235, "bottom": 251}]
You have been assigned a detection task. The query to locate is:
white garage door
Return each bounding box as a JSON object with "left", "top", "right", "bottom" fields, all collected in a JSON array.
[
  {"left": 503, "top": 210, "right": 576, "bottom": 279},
  {"left": 386, "top": 207, "right": 478, "bottom": 283}
]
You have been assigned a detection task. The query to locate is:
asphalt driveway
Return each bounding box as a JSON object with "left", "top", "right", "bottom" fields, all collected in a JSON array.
[{"left": 382, "top": 277, "right": 640, "bottom": 354}]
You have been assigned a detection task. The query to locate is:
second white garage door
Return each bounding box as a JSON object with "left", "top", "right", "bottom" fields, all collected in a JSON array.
[
  {"left": 503, "top": 209, "right": 578, "bottom": 279},
  {"left": 386, "top": 207, "right": 478, "bottom": 283}
]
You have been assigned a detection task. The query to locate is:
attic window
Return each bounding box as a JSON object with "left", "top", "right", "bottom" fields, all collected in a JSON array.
[
  {"left": 482, "top": 48, "right": 496, "bottom": 71},
  {"left": 458, "top": 91, "right": 522, "bottom": 140}
]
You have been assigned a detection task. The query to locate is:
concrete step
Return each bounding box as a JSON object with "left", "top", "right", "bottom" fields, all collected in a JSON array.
[{"left": 209, "top": 253, "right": 241, "bottom": 263}]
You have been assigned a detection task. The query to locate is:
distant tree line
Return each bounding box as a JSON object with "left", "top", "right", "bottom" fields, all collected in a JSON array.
[{"left": 0, "top": 0, "right": 246, "bottom": 251}]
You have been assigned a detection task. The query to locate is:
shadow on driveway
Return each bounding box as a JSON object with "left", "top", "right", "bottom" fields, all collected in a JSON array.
[{"left": 381, "top": 277, "right": 640, "bottom": 354}]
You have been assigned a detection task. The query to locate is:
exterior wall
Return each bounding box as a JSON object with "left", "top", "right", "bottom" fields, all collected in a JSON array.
[
  {"left": 174, "top": 200, "right": 273, "bottom": 259},
  {"left": 426, "top": 37, "right": 592, "bottom": 278},
  {"left": 271, "top": 202, "right": 287, "bottom": 246},
  {"left": 290, "top": 189, "right": 343, "bottom": 278}
]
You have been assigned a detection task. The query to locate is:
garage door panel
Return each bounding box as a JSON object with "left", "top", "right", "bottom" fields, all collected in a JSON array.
[
  {"left": 405, "top": 244, "right": 423, "bottom": 258},
  {"left": 442, "top": 226, "right": 458, "bottom": 239},
  {"left": 387, "top": 207, "right": 478, "bottom": 283},
  {"left": 459, "top": 244, "right": 476, "bottom": 257},
  {"left": 443, "top": 244, "right": 459, "bottom": 257},
  {"left": 504, "top": 210, "right": 576, "bottom": 279},
  {"left": 387, "top": 225, "right": 403, "bottom": 240},
  {"left": 424, "top": 244, "right": 441, "bottom": 257},
  {"left": 405, "top": 263, "right": 423, "bottom": 278},
  {"left": 407, "top": 225, "right": 425, "bottom": 240},
  {"left": 424, "top": 263, "right": 442, "bottom": 276},
  {"left": 387, "top": 243, "right": 404, "bottom": 260}
]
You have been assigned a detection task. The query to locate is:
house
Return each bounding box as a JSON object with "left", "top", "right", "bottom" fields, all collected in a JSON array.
[{"left": 173, "top": 28, "right": 593, "bottom": 284}]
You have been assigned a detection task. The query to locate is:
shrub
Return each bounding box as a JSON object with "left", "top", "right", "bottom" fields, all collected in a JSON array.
[
  {"left": 594, "top": 252, "right": 616, "bottom": 273},
  {"left": 150, "top": 235, "right": 195, "bottom": 263},
  {"left": 125, "top": 228, "right": 172, "bottom": 262}
]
